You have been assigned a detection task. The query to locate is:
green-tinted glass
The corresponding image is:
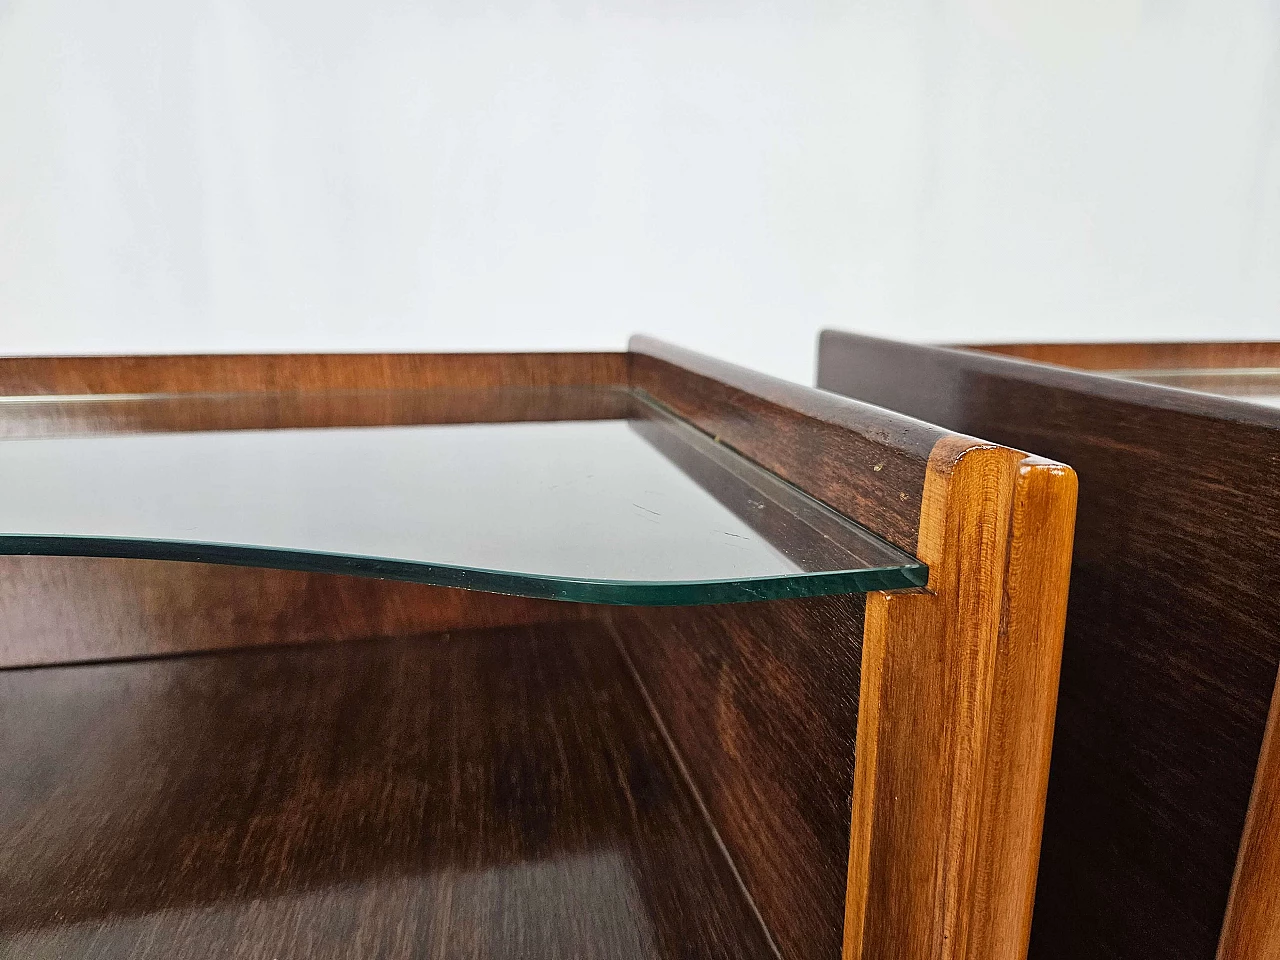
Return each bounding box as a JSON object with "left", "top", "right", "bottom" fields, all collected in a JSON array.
[{"left": 0, "top": 387, "right": 926, "bottom": 604}]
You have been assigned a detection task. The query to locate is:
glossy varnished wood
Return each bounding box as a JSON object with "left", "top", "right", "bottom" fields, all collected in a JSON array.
[
  {"left": 995, "top": 341, "right": 1280, "bottom": 960},
  {"left": 605, "top": 594, "right": 868, "bottom": 960},
  {"left": 0, "top": 622, "right": 776, "bottom": 959},
  {"left": 818, "top": 330, "right": 1280, "bottom": 960},
  {"left": 845, "top": 440, "right": 1074, "bottom": 960},
  {"left": 966, "top": 340, "right": 1280, "bottom": 371},
  {"left": 0, "top": 386, "right": 634, "bottom": 438},
  {"left": 611, "top": 342, "right": 1075, "bottom": 960},
  {"left": 0, "top": 351, "right": 626, "bottom": 396},
  {"left": 606, "top": 443, "right": 1074, "bottom": 960},
  {"left": 0, "top": 556, "right": 585, "bottom": 668},
  {"left": 629, "top": 335, "right": 945, "bottom": 554},
  {"left": 0, "top": 342, "right": 1079, "bottom": 960}
]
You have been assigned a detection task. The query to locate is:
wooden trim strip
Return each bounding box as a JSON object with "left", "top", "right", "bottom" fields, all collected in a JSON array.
[
  {"left": 845, "top": 438, "right": 1076, "bottom": 960},
  {"left": 0, "top": 387, "right": 636, "bottom": 438},
  {"left": 629, "top": 335, "right": 949, "bottom": 554},
  {"left": 964, "top": 341, "right": 1280, "bottom": 372},
  {"left": 821, "top": 330, "right": 1280, "bottom": 428},
  {"left": 1218, "top": 670, "right": 1280, "bottom": 959},
  {"left": 0, "top": 351, "right": 627, "bottom": 396}
]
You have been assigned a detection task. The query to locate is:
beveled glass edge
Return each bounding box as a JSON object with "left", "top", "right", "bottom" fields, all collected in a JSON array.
[{"left": 0, "top": 534, "right": 929, "bottom": 606}]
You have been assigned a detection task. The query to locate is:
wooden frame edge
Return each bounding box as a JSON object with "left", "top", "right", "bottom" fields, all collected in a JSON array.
[
  {"left": 819, "top": 329, "right": 1280, "bottom": 430},
  {"left": 628, "top": 334, "right": 948, "bottom": 555},
  {"left": 1218, "top": 669, "right": 1280, "bottom": 959},
  {"left": 845, "top": 437, "right": 1076, "bottom": 960},
  {"left": 960, "top": 341, "right": 1280, "bottom": 372},
  {"left": 0, "top": 351, "right": 628, "bottom": 395}
]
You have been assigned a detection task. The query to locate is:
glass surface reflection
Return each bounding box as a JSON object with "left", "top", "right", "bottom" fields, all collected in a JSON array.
[{"left": 0, "top": 388, "right": 925, "bottom": 603}]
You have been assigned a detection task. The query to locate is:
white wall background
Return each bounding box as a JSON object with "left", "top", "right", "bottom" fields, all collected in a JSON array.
[{"left": 1, "top": 0, "right": 1277, "bottom": 383}]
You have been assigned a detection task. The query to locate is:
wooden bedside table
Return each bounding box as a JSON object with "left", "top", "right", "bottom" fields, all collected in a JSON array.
[{"left": 0, "top": 337, "right": 1076, "bottom": 960}]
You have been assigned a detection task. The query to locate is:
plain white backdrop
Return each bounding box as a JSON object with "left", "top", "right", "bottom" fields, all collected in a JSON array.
[{"left": 1, "top": 0, "right": 1278, "bottom": 382}]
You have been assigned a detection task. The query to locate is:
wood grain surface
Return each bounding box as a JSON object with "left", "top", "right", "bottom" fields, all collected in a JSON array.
[
  {"left": 615, "top": 338, "right": 951, "bottom": 960},
  {"left": 818, "top": 329, "right": 1280, "bottom": 960},
  {"left": 0, "top": 385, "right": 634, "bottom": 438},
  {"left": 845, "top": 439, "right": 1074, "bottom": 960},
  {"left": 605, "top": 594, "right": 868, "bottom": 960},
  {"left": 629, "top": 335, "right": 946, "bottom": 555},
  {"left": 0, "top": 622, "right": 776, "bottom": 960},
  {"left": 0, "top": 351, "right": 626, "bottom": 396},
  {"left": 0, "top": 342, "right": 1079, "bottom": 960},
  {"left": 0, "top": 556, "right": 585, "bottom": 668},
  {"left": 965, "top": 341, "right": 1280, "bottom": 371},
  {"left": 601, "top": 409, "right": 1072, "bottom": 960}
]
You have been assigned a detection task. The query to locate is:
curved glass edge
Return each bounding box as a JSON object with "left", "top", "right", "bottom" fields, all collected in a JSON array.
[{"left": 0, "top": 535, "right": 929, "bottom": 606}]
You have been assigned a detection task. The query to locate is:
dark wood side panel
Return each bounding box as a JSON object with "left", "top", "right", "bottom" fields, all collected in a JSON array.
[
  {"left": 603, "top": 594, "right": 867, "bottom": 960},
  {"left": 966, "top": 341, "right": 1280, "bottom": 371},
  {"left": 0, "top": 556, "right": 585, "bottom": 668},
  {"left": 0, "top": 351, "right": 626, "bottom": 396},
  {"left": 0, "top": 623, "right": 776, "bottom": 959},
  {"left": 818, "top": 330, "right": 1280, "bottom": 960},
  {"left": 629, "top": 335, "right": 946, "bottom": 554}
]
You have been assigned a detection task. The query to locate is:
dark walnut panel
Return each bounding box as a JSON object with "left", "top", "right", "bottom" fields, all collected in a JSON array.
[
  {"left": 817, "top": 330, "right": 1280, "bottom": 960},
  {"left": 629, "top": 335, "right": 946, "bottom": 555},
  {"left": 0, "top": 351, "right": 627, "bottom": 396},
  {"left": 0, "top": 623, "right": 775, "bottom": 960},
  {"left": 604, "top": 594, "right": 867, "bottom": 960},
  {"left": 0, "top": 555, "right": 585, "bottom": 668}
]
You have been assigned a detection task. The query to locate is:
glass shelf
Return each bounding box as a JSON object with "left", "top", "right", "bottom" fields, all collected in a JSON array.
[{"left": 0, "top": 388, "right": 927, "bottom": 605}]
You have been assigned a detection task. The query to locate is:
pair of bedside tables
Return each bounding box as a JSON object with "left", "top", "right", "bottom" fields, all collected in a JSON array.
[{"left": 1, "top": 333, "right": 1273, "bottom": 960}]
